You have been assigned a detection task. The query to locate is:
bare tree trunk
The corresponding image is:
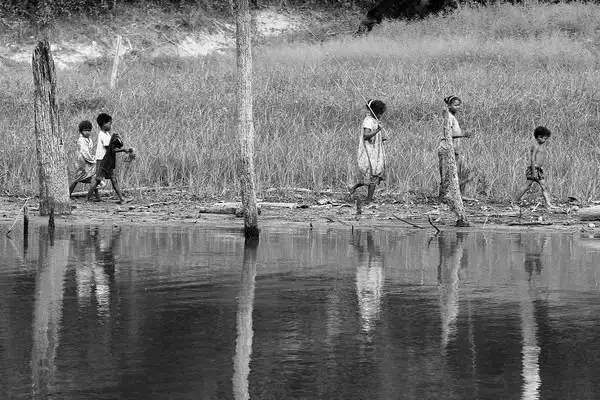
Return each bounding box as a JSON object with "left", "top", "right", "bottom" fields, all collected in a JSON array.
[
  {"left": 110, "top": 35, "right": 122, "bottom": 89},
  {"left": 438, "top": 111, "right": 468, "bottom": 226},
  {"left": 32, "top": 40, "right": 71, "bottom": 216},
  {"left": 233, "top": 0, "right": 259, "bottom": 238}
]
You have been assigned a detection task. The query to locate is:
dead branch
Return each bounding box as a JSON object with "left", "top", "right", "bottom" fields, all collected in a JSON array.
[
  {"left": 392, "top": 214, "right": 425, "bottom": 229},
  {"left": 428, "top": 214, "right": 441, "bottom": 234},
  {"left": 6, "top": 198, "right": 30, "bottom": 237}
]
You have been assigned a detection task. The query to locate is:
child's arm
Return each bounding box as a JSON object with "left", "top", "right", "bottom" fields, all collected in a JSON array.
[
  {"left": 363, "top": 126, "right": 381, "bottom": 141},
  {"left": 79, "top": 139, "right": 95, "bottom": 164}
]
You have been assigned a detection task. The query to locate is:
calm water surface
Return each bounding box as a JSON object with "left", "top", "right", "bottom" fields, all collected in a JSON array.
[{"left": 1, "top": 224, "right": 600, "bottom": 400}]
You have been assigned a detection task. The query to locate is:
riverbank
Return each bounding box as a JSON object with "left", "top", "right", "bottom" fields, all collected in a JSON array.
[{"left": 1, "top": 188, "right": 597, "bottom": 235}]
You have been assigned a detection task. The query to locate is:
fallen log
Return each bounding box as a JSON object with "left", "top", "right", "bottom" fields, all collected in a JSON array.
[
  {"left": 70, "top": 185, "right": 188, "bottom": 198},
  {"left": 578, "top": 205, "right": 600, "bottom": 221}
]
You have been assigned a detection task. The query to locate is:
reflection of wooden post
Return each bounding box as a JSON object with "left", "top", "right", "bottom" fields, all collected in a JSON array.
[
  {"left": 438, "top": 110, "right": 468, "bottom": 226},
  {"left": 110, "top": 35, "right": 122, "bottom": 89},
  {"left": 233, "top": 0, "right": 259, "bottom": 239},
  {"left": 32, "top": 239, "right": 69, "bottom": 399},
  {"left": 32, "top": 40, "right": 71, "bottom": 216},
  {"left": 232, "top": 238, "right": 258, "bottom": 400}
]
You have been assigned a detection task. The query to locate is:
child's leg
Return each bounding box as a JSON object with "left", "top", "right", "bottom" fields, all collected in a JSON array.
[
  {"left": 537, "top": 180, "right": 554, "bottom": 208},
  {"left": 110, "top": 176, "right": 125, "bottom": 202},
  {"left": 515, "top": 181, "right": 533, "bottom": 203},
  {"left": 349, "top": 183, "right": 365, "bottom": 195},
  {"left": 366, "top": 183, "right": 376, "bottom": 203},
  {"left": 69, "top": 181, "right": 78, "bottom": 196},
  {"left": 87, "top": 178, "right": 102, "bottom": 201}
]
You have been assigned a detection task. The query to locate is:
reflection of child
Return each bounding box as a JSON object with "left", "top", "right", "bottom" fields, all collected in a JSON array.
[
  {"left": 349, "top": 99, "right": 387, "bottom": 204},
  {"left": 87, "top": 113, "right": 133, "bottom": 204},
  {"left": 514, "top": 126, "right": 554, "bottom": 209},
  {"left": 69, "top": 121, "right": 96, "bottom": 196}
]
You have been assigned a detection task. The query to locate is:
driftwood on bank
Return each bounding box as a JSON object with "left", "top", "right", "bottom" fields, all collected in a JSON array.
[
  {"left": 578, "top": 205, "right": 600, "bottom": 221},
  {"left": 198, "top": 202, "right": 298, "bottom": 216}
]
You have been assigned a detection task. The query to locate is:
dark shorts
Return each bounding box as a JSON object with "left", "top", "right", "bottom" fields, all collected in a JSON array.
[
  {"left": 526, "top": 166, "right": 544, "bottom": 182},
  {"left": 95, "top": 159, "right": 113, "bottom": 180}
]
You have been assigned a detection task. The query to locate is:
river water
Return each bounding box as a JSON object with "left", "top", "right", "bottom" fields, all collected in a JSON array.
[{"left": 1, "top": 224, "right": 599, "bottom": 400}]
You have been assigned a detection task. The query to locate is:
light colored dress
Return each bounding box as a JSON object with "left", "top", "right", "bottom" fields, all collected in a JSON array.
[
  {"left": 444, "top": 110, "right": 473, "bottom": 194},
  {"left": 72, "top": 136, "right": 95, "bottom": 183},
  {"left": 357, "top": 115, "right": 385, "bottom": 184}
]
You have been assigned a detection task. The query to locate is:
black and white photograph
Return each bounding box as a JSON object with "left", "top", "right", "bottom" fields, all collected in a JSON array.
[{"left": 1, "top": 0, "right": 600, "bottom": 398}]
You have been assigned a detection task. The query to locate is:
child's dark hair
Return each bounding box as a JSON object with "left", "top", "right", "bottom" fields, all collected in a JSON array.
[
  {"left": 78, "top": 120, "right": 92, "bottom": 132},
  {"left": 366, "top": 99, "right": 386, "bottom": 117},
  {"left": 444, "top": 95, "right": 461, "bottom": 105},
  {"left": 534, "top": 126, "right": 551, "bottom": 138},
  {"left": 96, "top": 113, "right": 112, "bottom": 127}
]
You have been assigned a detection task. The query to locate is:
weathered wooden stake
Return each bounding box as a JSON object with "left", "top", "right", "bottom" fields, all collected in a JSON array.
[
  {"left": 438, "top": 111, "right": 469, "bottom": 227},
  {"left": 32, "top": 40, "right": 71, "bottom": 216},
  {"left": 233, "top": 0, "right": 260, "bottom": 239},
  {"left": 110, "top": 35, "right": 122, "bottom": 89}
]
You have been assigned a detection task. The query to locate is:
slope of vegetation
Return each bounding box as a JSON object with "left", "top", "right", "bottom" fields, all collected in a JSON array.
[{"left": 2, "top": 2, "right": 600, "bottom": 202}]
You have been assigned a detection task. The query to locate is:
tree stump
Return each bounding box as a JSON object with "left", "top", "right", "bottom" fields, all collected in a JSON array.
[
  {"left": 234, "top": 0, "right": 259, "bottom": 238},
  {"left": 32, "top": 40, "right": 71, "bottom": 216}
]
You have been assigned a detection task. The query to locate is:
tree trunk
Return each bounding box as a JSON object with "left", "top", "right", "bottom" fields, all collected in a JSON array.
[
  {"left": 438, "top": 111, "right": 468, "bottom": 226},
  {"left": 32, "top": 40, "right": 71, "bottom": 216},
  {"left": 233, "top": 0, "right": 260, "bottom": 238}
]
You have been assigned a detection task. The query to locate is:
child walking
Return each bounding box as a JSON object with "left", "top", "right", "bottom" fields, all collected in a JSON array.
[
  {"left": 69, "top": 120, "right": 96, "bottom": 196},
  {"left": 87, "top": 113, "right": 133, "bottom": 204},
  {"left": 514, "top": 126, "right": 555, "bottom": 209},
  {"left": 349, "top": 99, "right": 387, "bottom": 204}
]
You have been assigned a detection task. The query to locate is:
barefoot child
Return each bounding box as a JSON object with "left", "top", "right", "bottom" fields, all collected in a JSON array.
[
  {"left": 87, "top": 113, "right": 133, "bottom": 204},
  {"left": 69, "top": 120, "right": 96, "bottom": 196},
  {"left": 349, "top": 99, "right": 387, "bottom": 204},
  {"left": 514, "top": 126, "right": 554, "bottom": 208}
]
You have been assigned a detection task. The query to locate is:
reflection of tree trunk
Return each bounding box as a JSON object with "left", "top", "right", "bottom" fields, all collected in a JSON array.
[
  {"left": 32, "top": 239, "right": 69, "bottom": 399},
  {"left": 438, "top": 232, "right": 466, "bottom": 350},
  {"left": 233, "top": 239, "right": 258, "bottom": 400},
  {"left": 520, "top": 285, "right": 540, "bottom": 400}
]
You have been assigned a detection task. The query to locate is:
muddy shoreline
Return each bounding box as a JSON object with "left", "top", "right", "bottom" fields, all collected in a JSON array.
[{"left": 1, "top": 188, "right": 598, "bottom": 235}]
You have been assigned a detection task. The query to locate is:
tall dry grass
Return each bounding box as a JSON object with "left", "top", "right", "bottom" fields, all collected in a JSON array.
[{"left": 2, "top": 1, "right": 600, "bottom": 201}]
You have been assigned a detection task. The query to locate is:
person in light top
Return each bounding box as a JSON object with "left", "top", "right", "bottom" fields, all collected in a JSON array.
[
  {"left": 69, "top": 120, "right": 96, "bottom": 196},
  {"left": 349, "top": 99, "right": 387, "bottom": 204}
]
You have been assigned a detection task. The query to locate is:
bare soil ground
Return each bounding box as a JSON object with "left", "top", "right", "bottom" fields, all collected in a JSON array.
[{"left": 1, "top": 187, "right": 597, "bottom": 234}]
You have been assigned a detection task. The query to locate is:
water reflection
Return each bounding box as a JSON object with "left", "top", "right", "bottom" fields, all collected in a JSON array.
[
  {"left": 438, "top": 232, "right": 467, "bottom": 351},
  {"left": 232, "top": 239, "right": 258, "bottom": 400},
  {"left": 1, "top": 225, "right": 600, "bottom": 399},
  {"left": 31, "top": 231, "right": 69, "bottom": 399},
  {"left": 353, "top": 231, "right": 384, "bottom": 336},
  {"left": 518, "top": 234, "right": 547, "bottom": 400}
]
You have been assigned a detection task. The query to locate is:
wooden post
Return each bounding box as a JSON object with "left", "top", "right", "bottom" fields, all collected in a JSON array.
[
  {"left": 110, "top": 35, "right": 122, "bottom": 89},
  {"left": 32, "top": 40, "right": 71, "bottom": 216},
  {"left": 233, "top": 0, "right": 260, "bottom": 238},
  {"left": 438, "top": 111, "right": 469, "bottom": 226}
]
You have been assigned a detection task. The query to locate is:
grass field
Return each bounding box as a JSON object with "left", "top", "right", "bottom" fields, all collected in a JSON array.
[{"left": 2, "top": 1, "right": 600, "bottom": 202}]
